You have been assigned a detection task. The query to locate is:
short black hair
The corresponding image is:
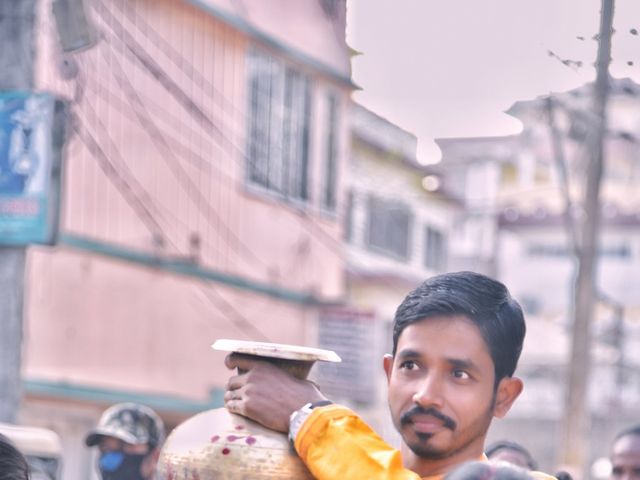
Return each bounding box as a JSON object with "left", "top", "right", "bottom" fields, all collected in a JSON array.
[
  {"left": 393, "top": 271, "right": 526, "bottom": 385},
  {"left": 0, "top": 434, "right": 30, "bottom": 480},
  {"left": 486, "top": 440, "right": 538, "bottom": 470}
]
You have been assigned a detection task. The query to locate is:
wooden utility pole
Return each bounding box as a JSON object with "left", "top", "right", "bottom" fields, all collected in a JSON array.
[
  {"left": 558, "top": 0, "right": 615, "bottom": 476},
  {"left": 0, "top": 0, "right": 38, "bottom": 423}
]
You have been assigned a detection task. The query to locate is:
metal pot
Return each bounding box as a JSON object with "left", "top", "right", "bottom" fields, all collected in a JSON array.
[{"left": 157, "top": 340, "right": 340, "bottom": 479}]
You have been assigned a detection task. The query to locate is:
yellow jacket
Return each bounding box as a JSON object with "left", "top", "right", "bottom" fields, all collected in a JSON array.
[{"left": 294, "top": 404, "right": 556, "bottom": 480}]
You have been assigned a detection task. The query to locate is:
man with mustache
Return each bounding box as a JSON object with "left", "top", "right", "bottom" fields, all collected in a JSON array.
[{"left": 225, "top": 271, "right": 555, "bottom": 480}]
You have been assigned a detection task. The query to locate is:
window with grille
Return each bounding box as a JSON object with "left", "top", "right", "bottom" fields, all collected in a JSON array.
[
  {"left": 424, "top": 225, "right": 446, "bottom": 271},
  {"left": 366, "top": 195, "right": 412, "bottom": 260},
  {"left": 344, "top": 190, "right": 353, "bottom": 242},
  {"left": 322, "top": 92, "right": 339, "bottom": 211},
  {"left": 246, "top": 48, "right": 311, "bottom": 201}
]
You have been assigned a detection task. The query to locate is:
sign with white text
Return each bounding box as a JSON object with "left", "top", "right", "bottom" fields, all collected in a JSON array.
[{"left": 0, "top": 92, "right": 61, "bottom": 245}]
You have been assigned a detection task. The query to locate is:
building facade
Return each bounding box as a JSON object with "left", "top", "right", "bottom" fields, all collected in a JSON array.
[
  {"left": 320, "top": 103, "right": 462, "bottom": 442},
  {"left": 24, "top": 0, "right": 352, "bottom": 477}
]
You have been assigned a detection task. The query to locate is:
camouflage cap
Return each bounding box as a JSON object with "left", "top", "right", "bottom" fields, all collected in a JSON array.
[{"left": 85, "top": 403, "right": 165, "bottom": 448}]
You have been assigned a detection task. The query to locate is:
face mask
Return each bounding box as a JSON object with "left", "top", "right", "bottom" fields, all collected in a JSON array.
[{"left": 99, "top": 451, "right": 147, "bottom": 480}]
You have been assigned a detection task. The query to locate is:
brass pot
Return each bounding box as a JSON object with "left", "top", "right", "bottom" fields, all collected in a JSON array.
[
  {"left": 157, "top": 340, "right": 340, "bottom": 479},
  {"left": 157, "top": 408, "right": 314, "bottom": 479}
]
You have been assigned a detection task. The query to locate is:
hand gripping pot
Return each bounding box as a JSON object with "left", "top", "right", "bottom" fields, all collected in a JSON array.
[{"left": 157, "top": 340, "right": 341, "bottom": 480}]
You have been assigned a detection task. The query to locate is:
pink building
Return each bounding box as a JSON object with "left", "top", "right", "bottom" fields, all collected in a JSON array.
[{"left": 24, "top": 1, "right": 352, "bottom": 477}]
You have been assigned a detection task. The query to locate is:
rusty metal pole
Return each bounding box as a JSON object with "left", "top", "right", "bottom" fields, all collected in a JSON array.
[{"left": 558, "top": 0, "right": 614, "bottom": 477}]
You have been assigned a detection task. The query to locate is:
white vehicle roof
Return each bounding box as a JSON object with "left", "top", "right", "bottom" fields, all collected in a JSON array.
[{"left": 0, "top": 423, "right": 62, "bottom": 457}]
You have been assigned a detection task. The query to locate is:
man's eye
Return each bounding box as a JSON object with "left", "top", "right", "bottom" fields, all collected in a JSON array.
[
  {"left": 399, "top": 360, "right": 418, "bottom": 371},
  {"left": 452, "top": 369, "right": 470, "bottom": 380}
]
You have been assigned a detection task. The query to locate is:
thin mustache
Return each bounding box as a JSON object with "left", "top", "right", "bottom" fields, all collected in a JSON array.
[{"left": 400, "top": 406, "right": 457, "bottom": 431}]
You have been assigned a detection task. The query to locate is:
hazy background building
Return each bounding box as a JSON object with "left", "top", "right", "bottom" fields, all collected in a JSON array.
[
  {"left": 432, "top": 78, "right": 640, "bottom": 473},
  {"left": 315, "top": 103, "right": 462, "bottom": 441}
]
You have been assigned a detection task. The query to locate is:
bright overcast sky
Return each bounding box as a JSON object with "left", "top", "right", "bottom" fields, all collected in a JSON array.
[{"left": 346, "top": 0, "right": 640, "bottom": 164}]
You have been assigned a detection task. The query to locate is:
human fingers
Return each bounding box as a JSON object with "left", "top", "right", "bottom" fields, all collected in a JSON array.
[
  {"left": 224, "top": 352, "right": 264, "bottom": 372},
  {"left": 223, "top": 387, "right": 242, "bottom": 402},
  {"left": 226, "top": 372, "right": 247, "bottom": 392},
  {"left": 223, "top": 386, "right": 261, "bottom": 422},
  {"left": 223, "top": 386, "right": 247, "bottom": 414},
  {"left": 224, "top": 396, "right": 246, "bottom": 417},
  {"left": 224, "top": 394, "right": 287, "bottom": 433}
]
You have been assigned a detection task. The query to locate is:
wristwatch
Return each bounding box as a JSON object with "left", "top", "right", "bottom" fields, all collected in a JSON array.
[{"left": 288, "top": 400, "right": 333, "bottom": 445}]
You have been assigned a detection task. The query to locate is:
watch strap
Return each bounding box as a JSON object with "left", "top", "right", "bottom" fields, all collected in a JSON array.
[{"left": 288, "top": 400, "right": 333, "bottom": 444}]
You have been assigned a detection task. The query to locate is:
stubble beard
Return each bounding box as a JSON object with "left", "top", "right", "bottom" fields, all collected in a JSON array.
[{"left": 397, "top": 395, "right": 496, "bottom": 461}]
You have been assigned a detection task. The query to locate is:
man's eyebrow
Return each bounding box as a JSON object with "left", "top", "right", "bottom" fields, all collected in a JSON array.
[
  {"left": 446, "top": 357, "right": 478, "bottom": 371},
  {"left": 394, "top": 351, "right": 481, "bottom": 372},
  {"left": 396, "top": 349, "right": 421, "bottom": 360}
]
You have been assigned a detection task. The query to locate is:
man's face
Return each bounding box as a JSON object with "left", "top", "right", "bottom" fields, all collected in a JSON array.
[
  {"left": 98, "top": 437, "right": 155, "bottom": 480},
  {"left": 384, "top": 315, "right": 522, "bottom": 467},
  {"left": 611, "top": 434, "right": 640, "bottom": 480}
]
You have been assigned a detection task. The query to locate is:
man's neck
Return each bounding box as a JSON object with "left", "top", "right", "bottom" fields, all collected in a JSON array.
[{"left": 401, "top": 442, "right": 486, "bottom": 478}]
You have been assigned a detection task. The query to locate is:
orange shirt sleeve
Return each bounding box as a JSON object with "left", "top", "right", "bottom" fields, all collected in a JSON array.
[
  {"left": 294, "top": 404, "right": 422, "bottom": 480},
  {"left": 293, "top": 405, "right": 558, "bottom": 480}
]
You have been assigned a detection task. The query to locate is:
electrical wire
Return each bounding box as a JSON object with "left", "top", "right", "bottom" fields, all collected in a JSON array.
[
  {"left": 72, "top": 74, "right": 273, "bottom": 342},
  {"left": 93, "top": 26, "right": 269, "bottom": 270},
  {"left": 71, "top": 112, "right": 169, "bottom": 243},
  {"left": 75, "top": 56, "right": 237, "bottom": 263},
  {"left": 94, "top": 1, "right": 354, "bottom": 262},
  {"left": 91, "top": 4, "right": 246, "bottom": 267},
  {"left": 90, "top": 0, "right": 440, "bottom": 296},
  {"left": 108, "top": 0, "right": 246, "bottom": 122}
]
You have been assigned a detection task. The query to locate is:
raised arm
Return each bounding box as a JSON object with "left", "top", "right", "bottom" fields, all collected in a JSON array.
[{"left": 224, "top": 353, "right": 420, "bottom": 480}]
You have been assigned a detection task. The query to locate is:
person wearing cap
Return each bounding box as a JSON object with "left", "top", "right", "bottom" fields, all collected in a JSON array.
[{"left": 85, "top": 403, "right": 165, "bottom": 480}]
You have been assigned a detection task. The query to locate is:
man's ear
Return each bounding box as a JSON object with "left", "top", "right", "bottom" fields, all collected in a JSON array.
[
  {"left": 383, "top": 354, "right": 394, "bottom": 383},
  {"left": 492, "top": 376, "right": 523, "bottom": 418}
]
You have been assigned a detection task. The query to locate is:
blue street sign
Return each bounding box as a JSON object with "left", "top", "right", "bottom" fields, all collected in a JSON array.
[{"left": 0, "top": 91, "right": 60, "bottom": 245}]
